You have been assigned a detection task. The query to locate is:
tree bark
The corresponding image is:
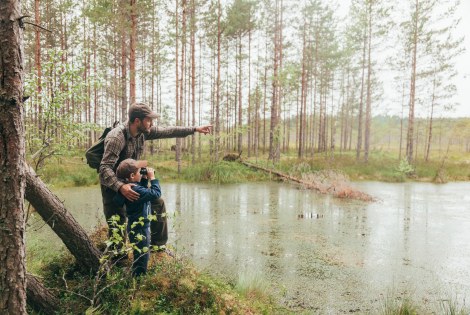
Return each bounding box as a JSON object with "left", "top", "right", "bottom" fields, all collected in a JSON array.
[
  {"left": 26, "top": 273, "right": 60, "bottom": 314},
  {"left": 0, "top": 0, "right": 27, "bottom": 312},
  {"left": 24, "top": 166, "right": 101, "bottom": 273}
]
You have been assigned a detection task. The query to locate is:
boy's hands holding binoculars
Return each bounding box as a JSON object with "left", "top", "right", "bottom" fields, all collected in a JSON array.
[
  {"left": 141, "top": 167, "right": 155, "bottom": 180},
  {"left": 146, "top": 167, "right": 155, "bottom": 180}
]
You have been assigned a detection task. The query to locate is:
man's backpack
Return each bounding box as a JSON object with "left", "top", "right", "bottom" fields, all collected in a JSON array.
[{"left": 85, "top": 121, "right": 120, "bottom": 170}]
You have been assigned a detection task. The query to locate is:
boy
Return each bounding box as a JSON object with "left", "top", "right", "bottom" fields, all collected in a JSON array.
[{"left": 114, "top": 158, "right": 161, "bottom": 277}]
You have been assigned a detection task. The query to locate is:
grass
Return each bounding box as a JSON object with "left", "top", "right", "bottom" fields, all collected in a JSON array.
[
  {"left": 30, "top": 147, "right": 470, "bottom": 188},
  {"left": 181, "top": 161, "right": 269, "bottom": 183},
  {"left": 31, "top": 226, "right": 285, "bottom": 315},
  {"left": 37, "top": 155, "right": 100, "bottom": 187},
  {"left": 380, "top": 292, "right": 470, "bottom": 315},
  {"left": 234, "top": 270, "right": 269, "bottom": 297},
  {"left": 253, "top": 149, "right": 470, "bottom": 183},
  {"left": 382, "top": 295, "right": 419, "bottom": 315},
  {"left": 439, "top": 297, "right": 470, "bottom": 315}
]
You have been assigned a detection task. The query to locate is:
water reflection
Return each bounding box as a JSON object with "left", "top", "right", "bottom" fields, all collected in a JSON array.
[{"left": 27, "top": 182, "right": 470, "bottom": 313}]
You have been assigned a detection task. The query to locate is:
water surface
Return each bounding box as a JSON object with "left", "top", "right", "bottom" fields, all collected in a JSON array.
[{"left": 27, "top": 182, "right": 470, "bottom": 313}]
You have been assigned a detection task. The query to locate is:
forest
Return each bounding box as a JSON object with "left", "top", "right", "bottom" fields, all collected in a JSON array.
[
  {"left": 20, "top": 0, "right": 468, "bottom": 168},
  {"left": 1, "top": 0, "right": 469, "bottom": 313}
]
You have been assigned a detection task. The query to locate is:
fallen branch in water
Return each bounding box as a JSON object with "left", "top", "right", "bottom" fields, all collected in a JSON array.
[{"left": 241, "top": 161, "right": 375, "bottom": 202}]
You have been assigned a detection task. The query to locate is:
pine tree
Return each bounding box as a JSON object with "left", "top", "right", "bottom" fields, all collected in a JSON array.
[{"left": 0, "top": 1, "right": 27, "bottom": 312}]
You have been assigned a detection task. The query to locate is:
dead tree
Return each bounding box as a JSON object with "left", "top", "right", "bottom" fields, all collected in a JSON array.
[{"left": 25, "top": 166, "right": 101, "bottom": 273}]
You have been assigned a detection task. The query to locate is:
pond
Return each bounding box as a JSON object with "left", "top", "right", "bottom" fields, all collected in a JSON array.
[{"left": 26, "top": 181, "right": 470, "bottom": 313}]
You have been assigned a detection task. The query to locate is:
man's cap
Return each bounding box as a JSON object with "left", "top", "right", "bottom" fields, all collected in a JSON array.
[
  {"left": 116, "top": 159, "right": 147, "bottom": 179},
  {"left": 128, "top": 103, "right": 159, "bottom": 121}
]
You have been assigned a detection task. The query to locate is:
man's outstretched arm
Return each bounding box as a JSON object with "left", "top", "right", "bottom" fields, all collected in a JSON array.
[{"left": 145, "top": 125, "right": 212, "bottom": 140}]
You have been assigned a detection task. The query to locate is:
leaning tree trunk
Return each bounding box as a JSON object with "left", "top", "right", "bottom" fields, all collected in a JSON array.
[
  {"left": 26, "top": 273, "right": 60, "bottom": 313},
  {"left": 0, "top": 1, "right": 27, "bottom": 313},
  {"left": 25, "top": 166, "right": 101, "bottom": 273}
]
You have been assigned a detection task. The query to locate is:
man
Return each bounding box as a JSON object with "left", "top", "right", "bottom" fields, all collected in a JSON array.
[{"left": 99, "top": 102, "right": 211, "bottom": 251}]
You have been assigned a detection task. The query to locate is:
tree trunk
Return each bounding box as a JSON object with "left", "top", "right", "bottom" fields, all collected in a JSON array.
[
  {"left": 120, "top": 28, "right": 127, "bottom": 121},
  {"left": 215, "top": 0, "right": 221, "bottom": 161},
  {"left": 93, "top": 25, "right": 98, "bottom": 142},
  {"left": 129, "top": 0, "right": 137, "bottom": 104},
  {"left": 238, "top": 35, "right": 243, "bottom": 154},
  {"left": 0, "top": 0, "right": 27, "bottom": 312},
  {"left": 34, "top": 0, "right": 42, "bottom": 132},
  {"left": 298, "top": 20, "right": 308, "bottom": 158},
  {"left": 356, "top": 24, "right": 367, "bottom": 161},
  {"left": 247, "top": 30, "right": 252, "bottom": 157},
  {"left": 399, "top": 80, "right": 406, "bottom": 160},
  {"left": 26, "top": 273, "right": 60, "bottom": 314},
  {"left": 407, "top": 0, "right": 419, "bottom": 164},
  {"left": 25, "top": 166, "right": 101, "bottom": 273},
  {"left": 175, "top": 0, "right": 180, "bottom": 162},
  {"left": 119, "top": 0, "right": 128, "bottom": 121},
  {"left": 190, "top": 0, "right": 196, "bottom": 164},
  {"left": 425, "top": 74, "right": 436, "bottom": 162},
  {"left": 262, "top": 31, "right": 268, "bottom": 155},
  {"left": 364, "top": 1, "right": 373, "bottom": 163},
  {"left": 269, "top": 0, "right": 281, "bottom": 163},
  {"left": 177, "top": 0, "right": 186, "bottom": 173}
]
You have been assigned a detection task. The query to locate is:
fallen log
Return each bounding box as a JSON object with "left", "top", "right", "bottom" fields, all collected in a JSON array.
[
  {"left": 26, "top": 273, "right": 60, "bottom": 313},
  {"left": 25, "top": 165, "right": 101, "bottom": 273},
  {"left": 241, "top": 161, "right": 375, "bottom": 202}
]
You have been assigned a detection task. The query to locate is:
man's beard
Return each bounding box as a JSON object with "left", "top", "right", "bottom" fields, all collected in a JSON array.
[{"left": 137, "top": 124, "right": 150, "bottom": 134}]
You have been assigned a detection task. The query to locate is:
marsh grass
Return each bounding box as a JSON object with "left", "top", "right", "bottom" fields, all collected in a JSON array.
[
  {"left": 439, "top": 297, "right": 470, "bottom": 315},
  {"left": 234, "top": 270, "right": 269, "bottom": 297},
  {"left": 182, "top": 161, "right": 268, "bottom": 183},
  {"left": 382, "top": 296, "right": 419, "bottom": 315}
]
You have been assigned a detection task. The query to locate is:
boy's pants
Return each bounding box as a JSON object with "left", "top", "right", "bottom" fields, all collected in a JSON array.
[
  {"left": 100, "top": 185, "right": 168, "bottom": 247},
  {"left": 128, "top": 224, "right": 150, "bottom": 276}
]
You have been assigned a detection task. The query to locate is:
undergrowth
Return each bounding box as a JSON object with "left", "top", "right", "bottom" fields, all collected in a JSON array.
[{"left": 32, "top": 226, "right": 284, "bottom": 315}]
